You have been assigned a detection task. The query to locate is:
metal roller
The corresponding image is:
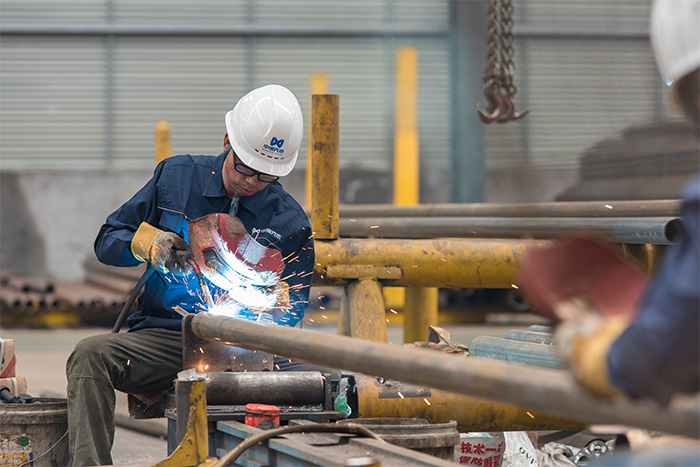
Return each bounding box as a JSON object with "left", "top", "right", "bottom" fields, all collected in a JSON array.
[{"left": 199, "top": 371, "right": 325, "bottom": 406}]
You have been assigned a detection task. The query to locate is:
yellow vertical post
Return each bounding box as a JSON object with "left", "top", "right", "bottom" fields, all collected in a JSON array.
[
  {"left": 306, "top": 73, "right": 329, "bottom": 208},
  {"left": 338, "top": 287, "right": 351, "bottom": 337},
  {"left": 394, "top": 46, "right": 419, "bottom": 206},
  {"left": 154, "top": 120, "right": 172, "bottom": 166},
  {"left": 393, "top": 47, "right": 439, "bottom": 343},
  {"left": 404, "top": 287, "right": 439, "bottom": 343},
  {"left": 311, "top": 94, "right": 340, "bottom": 240}
]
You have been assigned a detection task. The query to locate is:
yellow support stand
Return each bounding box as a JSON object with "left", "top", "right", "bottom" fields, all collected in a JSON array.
[
  {"left": 153, "top": 378, "right": 215, "bottom": 467},
  {"left": 306, "top": 73, "right": 329, "bottom": 208},
  {"left": 155, "top": 120, "right": 172, "bottom": 167}
]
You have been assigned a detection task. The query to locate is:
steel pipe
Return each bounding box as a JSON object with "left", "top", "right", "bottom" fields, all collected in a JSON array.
[
  {"left": 338, "top": 217, "right": 682, "bottom": 245},
  {"left": 314, "top": 238, "right": 550, "bottom": 288},
  {"left": 191, "top": 314, "right": 700, "bottom": 438},
  {"left": 339, "top": 200, "right": 681, "bottom": 218},
  {"left": 503, "top": 329, "right": 554, "bottom": 345},
  {"left": 469, "top": 336, "right": 562, "bottom": 369},
  {"left": 200, "top": 371, "right": 324, "bottom": 406}
]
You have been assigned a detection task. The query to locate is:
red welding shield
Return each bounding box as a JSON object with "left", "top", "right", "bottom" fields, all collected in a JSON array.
[
  {"left": 516, "top": 236, "right": 650, "bottom": 323},
  {"left": 188, "top": 213, "right": 285, "bottom": 289}
]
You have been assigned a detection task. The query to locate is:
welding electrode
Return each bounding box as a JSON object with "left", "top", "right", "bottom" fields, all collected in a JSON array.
[{"left": 188, "top": 259, "right": 214, "bottom": 309}]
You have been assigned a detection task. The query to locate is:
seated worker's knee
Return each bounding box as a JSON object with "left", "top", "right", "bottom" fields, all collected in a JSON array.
[{"left": 66, "top": 334, "right": 117, "bottom": 379}]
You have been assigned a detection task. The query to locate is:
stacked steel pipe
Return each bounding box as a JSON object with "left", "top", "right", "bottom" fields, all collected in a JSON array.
[{"left": 0, "top": 259, "right": 145, "bottom": 326}]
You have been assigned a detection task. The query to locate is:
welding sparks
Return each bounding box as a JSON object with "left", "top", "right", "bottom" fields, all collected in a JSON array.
[
  {"left": 605, "top": 204, "right": 613, "bottom": 209},
  {"left": 424, "top": 398, "right": 431, "bottom": 406},
  {"left": 397, "top": 391, "right": 405, "bottom": 399},
  {"left": 127, "top": 359, "right": 130, "bottom": 366},
  {"left": 321, "top": 315, "right": 328, "bottom": 319},
  {"left": 511, "top": 284, "right": 519, "bottom": 289},
  {"left": 526, "top": 411, "right": 534, "bottom": 419},
  {"left": 370, "top": 225, "right": 379, "bottom": 229},
  {"left": 390, "top": 309, "right": 398, "bottom": 314}
]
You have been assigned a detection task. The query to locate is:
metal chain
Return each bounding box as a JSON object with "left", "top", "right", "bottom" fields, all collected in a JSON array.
[
  {"left": 499, "top": 0, "right": 517, "bottom": 98},
  {"left": 477, "top": 0, "right": 529, "bottom": 123}
]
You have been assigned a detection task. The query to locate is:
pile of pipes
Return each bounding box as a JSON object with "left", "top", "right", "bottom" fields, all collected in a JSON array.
[{"left": 0, "top": 259, "right": 144, "bottom": 327}]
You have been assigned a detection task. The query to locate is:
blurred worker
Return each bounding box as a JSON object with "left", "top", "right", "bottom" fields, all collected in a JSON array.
[
  {"left": 66, "top": 84, "right": 313, "bottom": 466},
  {"left": 520, "top": 0, "right": 699, "bottom": 406}
]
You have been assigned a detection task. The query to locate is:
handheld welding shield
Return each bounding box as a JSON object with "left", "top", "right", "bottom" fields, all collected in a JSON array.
[{"left": 188, "top": 213, "right": 285, "bottom": 293}]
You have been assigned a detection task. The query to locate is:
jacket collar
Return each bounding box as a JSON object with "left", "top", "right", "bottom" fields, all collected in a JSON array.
[
  {"left": 202, "top": 152, "right": 229, "bottom": 198},
  {"left": 202, "top": 151, "right": 274, "bottom": 210}
]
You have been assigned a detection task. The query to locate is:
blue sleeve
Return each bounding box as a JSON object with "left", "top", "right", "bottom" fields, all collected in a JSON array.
[
  {"left": 278, "top": 226, "right": 315, "bottom": 327},
  {"left": 607, "top": 175, "right": 700, "bottom": 404},
  {"left": 94, "top": 162, "right": 165, "bottom": 267}
]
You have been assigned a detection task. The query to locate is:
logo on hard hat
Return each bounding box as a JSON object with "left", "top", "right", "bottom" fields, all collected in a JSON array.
[{"left": 263, "top": 137, "right": 285, "bottom": 154}]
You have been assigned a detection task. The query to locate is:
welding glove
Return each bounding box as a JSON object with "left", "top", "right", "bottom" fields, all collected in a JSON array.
[
  {"left": 553, "top": 298, "right": 629, "bottom": 399},
  {"left": 131, "top": 222, "right": 193, "bottom": 276}
]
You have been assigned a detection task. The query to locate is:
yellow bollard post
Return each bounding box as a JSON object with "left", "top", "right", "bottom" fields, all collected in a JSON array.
[
  {"left": 392, "top": 47, "right": 438, "bottom": 342},
  {"left": 394, "top": 47, "right": 419, "bottom": 206},
  {"left": 347, "top": 278, "right": 387, "bottom": 342},
  {"left": 306, "top": 73, "right": 329, "bottom": 208},
  {"left": 154, "top": 120, "right": 172, "bottom": 166},
  {"left": 311, "top": 94, "right": 339, "bottom": 240}
]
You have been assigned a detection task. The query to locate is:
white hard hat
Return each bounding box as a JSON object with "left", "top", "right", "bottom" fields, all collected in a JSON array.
[
  {"left": 650, "top": 0, "right": 700, "bottom": 89},
  {"left": 225, "top": 84, "right": 304, "bottom": 177}
]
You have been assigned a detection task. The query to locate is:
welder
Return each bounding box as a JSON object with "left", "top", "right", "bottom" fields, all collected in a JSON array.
[
  {"left": 521, "top": 0, "right": 699, "bottom": 406},
  {"left": 65, "top": 84, "right": 315, "bottom": 466}
]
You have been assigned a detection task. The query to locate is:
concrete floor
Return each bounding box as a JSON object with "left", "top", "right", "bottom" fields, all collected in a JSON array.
[{"left": 2, "top": 319, "right": 536, "bottom": 465}]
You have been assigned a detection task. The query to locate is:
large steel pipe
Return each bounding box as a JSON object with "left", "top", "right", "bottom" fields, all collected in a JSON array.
[
  {"left": 339, "top": 200, "right": 681, "bottom": 218},
  {"left": 339, "top": 217, "right": 682, "bottom": 245},
  {"left": 191, "top": 313, "right": 700, "bottom": 438},
  {"left": 313, "top": 238, "right": 550, "bottom": 288},
  {"left": 200, "top": 371, "right": 325, "bottom": 406}
]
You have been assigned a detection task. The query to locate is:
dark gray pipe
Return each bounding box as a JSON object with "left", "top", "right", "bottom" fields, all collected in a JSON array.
[
  {"left": 339, "top": 200, "right": 681, "bottom": 218},
  {"left": 339, "top": 216, "right": 683, "bottom": 244}
]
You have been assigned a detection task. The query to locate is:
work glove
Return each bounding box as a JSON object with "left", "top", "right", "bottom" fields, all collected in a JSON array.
[
  {"left": 553, "top": 298, "right": 629, "bottom": 399},
  {"left": 131, "top": 222, "right": 194, "bottom": 276}
]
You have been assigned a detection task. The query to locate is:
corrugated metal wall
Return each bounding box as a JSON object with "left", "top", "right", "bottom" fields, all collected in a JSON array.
[
  {"left": 0, "top": 0, "right": 450, "bottom": 172},
  {"left": 484, "top": 0, "right": 683, "bottom": 171},
  {"left": 0, "top": 0, "right": 682, "bottom": 177}
]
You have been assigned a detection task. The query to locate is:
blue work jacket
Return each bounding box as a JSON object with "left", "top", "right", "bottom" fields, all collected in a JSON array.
[
  {"left": 608, "top": 175, "right": 700, "bottom": 404},
  {"left": 94, "top": 152, "right": 314, "bottom": 332}
]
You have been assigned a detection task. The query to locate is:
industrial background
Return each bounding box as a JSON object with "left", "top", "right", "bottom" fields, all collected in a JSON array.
[
  {"left": 1, "top": 1, "right": 699, "bottom": 465},
  {"left": 1, "top": 0, "right": 694, "bottom": 282}
]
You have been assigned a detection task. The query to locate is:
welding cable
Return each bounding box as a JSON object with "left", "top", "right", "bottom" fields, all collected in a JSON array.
[
  {"left": 111, "top": 268, "right": 154, "bottom": 333},
  {"left": 213, "top": 422, "right": 386, "bottom": 467}
]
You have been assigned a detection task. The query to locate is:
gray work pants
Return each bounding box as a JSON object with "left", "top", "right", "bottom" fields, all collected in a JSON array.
[{"left": 66, "top": 328, "right": 182, "bottom": 466}]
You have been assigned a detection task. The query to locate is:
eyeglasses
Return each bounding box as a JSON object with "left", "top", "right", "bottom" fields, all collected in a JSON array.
[{"left": 227, "top": 145, "right": 279, "bottom": 183}]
